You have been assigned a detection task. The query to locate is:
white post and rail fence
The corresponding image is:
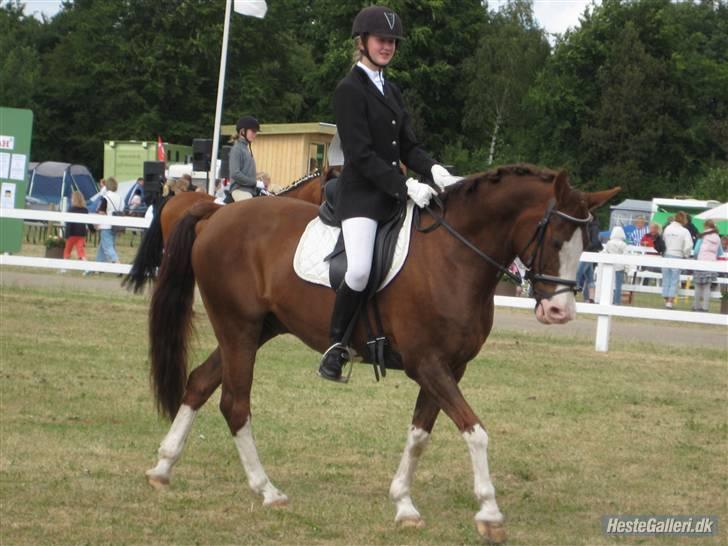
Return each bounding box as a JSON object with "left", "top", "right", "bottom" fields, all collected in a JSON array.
[{"left": 2, "top": 208, "right": 727, "bottom": 352}]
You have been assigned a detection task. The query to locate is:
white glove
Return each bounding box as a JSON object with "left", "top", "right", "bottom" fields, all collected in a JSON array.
[
  {"left": 256, "top": 180, "right": 265, "bottom": 189},
  {"left": 431, "top": 164, "right": 463, "bottom": 190},
  {"left": 405, "top": 178, "right": 437, "bottom": 208}
]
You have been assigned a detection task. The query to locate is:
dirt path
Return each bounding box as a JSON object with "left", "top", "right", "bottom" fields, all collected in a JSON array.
[{"left": 1, "top": 269, "right": 725, "bottom": 350}]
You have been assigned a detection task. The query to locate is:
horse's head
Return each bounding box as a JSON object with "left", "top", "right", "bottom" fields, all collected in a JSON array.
[{"left": 514, "top": 171, "right": 619, "bottom": 324}]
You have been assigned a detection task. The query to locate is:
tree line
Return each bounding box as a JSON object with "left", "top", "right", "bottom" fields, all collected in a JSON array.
[{"left": 2, "top": 0, "right": 726, "bottom": 203}]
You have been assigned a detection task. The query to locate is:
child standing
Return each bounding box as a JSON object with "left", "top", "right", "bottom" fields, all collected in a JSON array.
[
  {"left": 604, "top": 226, "right": 628, "bottom": 305},
  {"left": 63, "top": 191, "right": 89, "bottom": 264}
]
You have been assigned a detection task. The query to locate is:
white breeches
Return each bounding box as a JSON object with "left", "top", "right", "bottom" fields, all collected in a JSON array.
[{"left": 341, "top": 217, "right": 378, "bottom": 292}]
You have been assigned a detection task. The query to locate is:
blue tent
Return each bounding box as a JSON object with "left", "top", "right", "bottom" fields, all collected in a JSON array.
[{"left": 27, "top": 162, "right": 98, "bottom": 209}]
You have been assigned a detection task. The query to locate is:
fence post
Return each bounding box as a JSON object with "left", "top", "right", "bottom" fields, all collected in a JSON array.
[{"left": 595, "top": 261, "right": 615, "bottom": 352}]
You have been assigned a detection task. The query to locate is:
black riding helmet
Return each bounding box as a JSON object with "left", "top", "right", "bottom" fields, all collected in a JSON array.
[
  {"left": 236, "top": 116, "right": 260, "bottom": 134},
  {"left": 352, "top": 5, "right": 404, "bottom": 40}
]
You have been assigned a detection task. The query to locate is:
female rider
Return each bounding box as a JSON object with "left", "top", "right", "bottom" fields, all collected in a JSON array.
[
  {"left": 319, "top": 5, "right": 461, "bottom": 381},
  {"left": 228, "top": 115, "right": 266, "bottom": 201}
]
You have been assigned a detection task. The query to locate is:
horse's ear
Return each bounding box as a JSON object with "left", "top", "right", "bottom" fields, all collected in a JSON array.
[
  {"left": 553, "top": 171, "right": 571, "bottom": 204},
  {"left": 585, "top": 187, "right": 621, "bottom": 211}
]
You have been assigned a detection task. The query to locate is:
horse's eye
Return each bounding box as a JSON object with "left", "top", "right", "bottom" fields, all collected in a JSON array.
[{"left": 552, "top": 240, "right": 563, "bottom": 250}]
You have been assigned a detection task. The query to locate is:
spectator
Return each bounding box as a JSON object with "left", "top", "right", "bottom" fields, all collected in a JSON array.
[
  {"left": 181, "top": 173, "right": 195, "bottom": 192},
  {"left": 88, "top": 178, "right": 107, "bottom": 212},
  {"left": 692, "top": 219, "right": 724, "bottom": 312},
  {"left": 684, "top": 213, "right": 699, "bottom": 243},
  {"left": 628, "top": 216, "right": 648, "bottom": 246},
  {"left": 604, "top": 226, "right": 628, "bottom": 305},
  {"left": 88, "top": 176, "right": 122, "bottom": 274},
  {"left": 125, "top": 177, "right": 145, "bottom": 209},
  {"left": 129, "top": 188, "right": 143, "bottom": 209},
  {"left": 576, "top": 216, "right": 602, "bottom": 302},
  {"left": 661, "top": 211, "right": 693, "bottom": 308},
  {"left": 640, "top": 222, "right": 666, "bottom": 255},
  {"left": 720, "top": 236, "right": 728, "bottom": 260},
  {"left": 60, "top": 191, "right": 89, "bottom": 272}
]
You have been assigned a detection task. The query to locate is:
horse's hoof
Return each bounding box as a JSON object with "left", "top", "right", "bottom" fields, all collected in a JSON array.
[
  {"left": 475, "top": 521, "right": 507, "bottom": 544},
  {"left": 146, "top": 474, "right": 170, "bottom": 491},
  {"left": 263, "top": 497, "right": 289, "bottom": 508},
  {"left": 397, "top": 517, "right": 425, "bottom": 529}
]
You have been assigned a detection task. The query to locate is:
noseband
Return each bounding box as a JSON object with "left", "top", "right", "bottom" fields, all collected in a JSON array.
[
  {"left": 416, "top": 197, "right": 592, "bottom": 303},
  {"left": 518, "top": 198, "right": 592, "bottom": 303}
]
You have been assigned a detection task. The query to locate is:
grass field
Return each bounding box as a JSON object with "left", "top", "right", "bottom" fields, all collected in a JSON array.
[{"left": 0, "top": 284, "right": 726, "bottom": 545}]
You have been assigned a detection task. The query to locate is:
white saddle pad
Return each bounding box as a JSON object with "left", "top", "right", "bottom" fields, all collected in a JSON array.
[{"left": 293, "top": 202, "right": 416, "bottom": 291}]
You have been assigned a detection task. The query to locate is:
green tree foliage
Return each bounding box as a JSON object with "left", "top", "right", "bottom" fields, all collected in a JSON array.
[
  {"left": 2, "top": 0, "right": 726, "bottom": 205},
  {"left": 0, "top": 3, "right": 42, "bottom": 111},
  {"left": 526, "top": 0, "right": 728, "bottom": 199},
  {"left": 461, "top": 0, "right": 550, "bottom": 167}
]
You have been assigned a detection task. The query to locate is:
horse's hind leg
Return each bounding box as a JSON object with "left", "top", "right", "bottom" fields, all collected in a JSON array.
[
  {"left": 146, "top": 348, "right": 222, "bottom": 489},
  {"left": 219, "top": 326, "right": 288, "bottom": 507}
]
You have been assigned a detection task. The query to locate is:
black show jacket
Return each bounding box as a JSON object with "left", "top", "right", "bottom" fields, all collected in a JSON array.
[{"left": 333, "top": 66, "right": 435, "bottom": 222}]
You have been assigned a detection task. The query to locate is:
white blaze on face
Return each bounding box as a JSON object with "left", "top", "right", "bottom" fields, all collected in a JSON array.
[
  {"left": 554, "top": 228, "right": 583, "bottom": 317},
  {"left": 536, "top": 227, "right": 582, "bottom": 323}
]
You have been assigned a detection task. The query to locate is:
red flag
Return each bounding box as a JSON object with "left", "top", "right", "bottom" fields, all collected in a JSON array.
[{"left": 157, "top": 136, "right": 166, "bottom": 162}]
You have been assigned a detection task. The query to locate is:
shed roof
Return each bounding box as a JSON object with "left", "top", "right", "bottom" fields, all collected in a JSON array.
[
  {"left": 220, "top": 122, "right": 336, "bottom": 137},
  {"left": 609, "top": 199, "right": 652, "bottom": 212}
]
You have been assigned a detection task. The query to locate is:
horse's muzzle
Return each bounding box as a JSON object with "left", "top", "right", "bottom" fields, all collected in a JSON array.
[{"left": 535, "top": 297, "right": 576, "bottom": 324}]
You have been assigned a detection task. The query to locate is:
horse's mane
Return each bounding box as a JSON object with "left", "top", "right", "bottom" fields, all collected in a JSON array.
[
  {"left": 442, "top": 164, "right": 558, "bottom": 201},
  {"left": 275, "top": 170, "right": 322, "bottom": 195}
]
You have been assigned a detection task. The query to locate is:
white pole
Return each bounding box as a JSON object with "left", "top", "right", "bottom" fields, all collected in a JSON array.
[
  {"left": 208, "top": 0, "right": 233, "bottom": 195},
  {"left": 595, "top": 262, "right": 615, "bottom": 352}
]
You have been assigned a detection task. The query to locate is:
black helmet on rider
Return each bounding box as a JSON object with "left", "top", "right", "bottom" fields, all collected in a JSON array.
[
  {"left": 352, "top": 5, "right": 404, "bottom": 40},
  {"left": 236, "top": 116, "right": 260, "bottom": 134}
]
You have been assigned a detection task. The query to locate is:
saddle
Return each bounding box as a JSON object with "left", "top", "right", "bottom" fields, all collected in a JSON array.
[{"left": 318, "top": 178, "right": 406, "bottom": 294}]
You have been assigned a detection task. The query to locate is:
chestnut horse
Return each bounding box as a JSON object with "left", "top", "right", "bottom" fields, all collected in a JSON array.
[
  {"left": 146, "top": 165, "right": 618, "bottom": 543},
  {"left": 124, "top": 169, "right": 334, "bottom": 293}
]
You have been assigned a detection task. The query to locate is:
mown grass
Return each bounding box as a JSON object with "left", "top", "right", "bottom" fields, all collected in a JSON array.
[{"left": 0, "top": 283, "right": 726, "bottom": 545}]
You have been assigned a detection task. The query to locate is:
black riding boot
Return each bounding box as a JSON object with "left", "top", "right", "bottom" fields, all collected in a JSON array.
[{"left": 318, "top": 281, "right": 364, "bottom": 381}]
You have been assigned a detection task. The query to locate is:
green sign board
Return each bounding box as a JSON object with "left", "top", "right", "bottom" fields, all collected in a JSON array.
[{"left": 0, "top": 107, "right": 33, "bottom": 253}]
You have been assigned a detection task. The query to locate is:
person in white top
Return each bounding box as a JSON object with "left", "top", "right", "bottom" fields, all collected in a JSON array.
[
  {"left": 93, "top": 176, "right": 123, "bottom": 268},
  {"left": 661, "top": 211, "right": 693, "bottom": 308},
  {"left": 604, "top": 226, "right": 628, "bottom": 305}
]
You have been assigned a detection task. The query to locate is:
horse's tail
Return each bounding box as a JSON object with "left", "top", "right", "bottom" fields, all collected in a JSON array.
[
  {"left": 148, "top": 201, "right": 219, "bottom": 419},
  {"left": 123, "top": 197, "right": 169, "bottom": 293}
]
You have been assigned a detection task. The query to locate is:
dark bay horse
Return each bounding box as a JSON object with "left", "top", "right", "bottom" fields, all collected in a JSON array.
[
  {"left": 124, "top": 169, "right": 335, "bottom": 293},
  {"left": 146, "top": 165, "right": 618, "bottom": 543}
]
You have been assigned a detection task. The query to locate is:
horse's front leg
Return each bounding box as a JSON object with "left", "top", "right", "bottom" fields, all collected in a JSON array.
[
  {"left": 146, "top": 349, "right": 222, "bottom": 489},
  {"left": 414, "top": 363, "right": 505, "bottom": 544},
  {"left": 389, "top": 388, "right": 438, "bottom": 528}
]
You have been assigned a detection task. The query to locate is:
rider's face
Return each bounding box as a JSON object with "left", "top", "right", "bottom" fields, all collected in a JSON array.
[
  {"left": 244, "top": 129, "right": 258, "bottom": 142},
  {"left": 366, "top": 35, "right": 396, "bottom": 66}
]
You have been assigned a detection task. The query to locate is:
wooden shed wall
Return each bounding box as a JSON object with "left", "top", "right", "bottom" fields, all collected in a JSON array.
[{"left": 253, "top": 132, "right": 334, "bottom": 191}]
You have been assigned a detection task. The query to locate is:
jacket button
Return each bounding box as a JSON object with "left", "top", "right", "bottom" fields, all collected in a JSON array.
[
  {"left": 392, "top": 140, "right": 397, "bottom": 146},
  {"left": 391, "top": 161, "right": 397, "bottom": 167},
  {"left": 391, "top": 120, "right": 396, "bottom": 125}
]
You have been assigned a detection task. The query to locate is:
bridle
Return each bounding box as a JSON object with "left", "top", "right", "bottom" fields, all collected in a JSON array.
[
  {"left": 518, "top": 198, "right": 592, "bottom": 302},
  {"left": 415, "top": 195, "right": 592, "bottom": 303}
]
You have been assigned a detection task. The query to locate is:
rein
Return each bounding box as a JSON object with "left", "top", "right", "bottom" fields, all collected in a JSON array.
[{"left": 415, "top": 195, "right": 592, "bottom": 302}]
